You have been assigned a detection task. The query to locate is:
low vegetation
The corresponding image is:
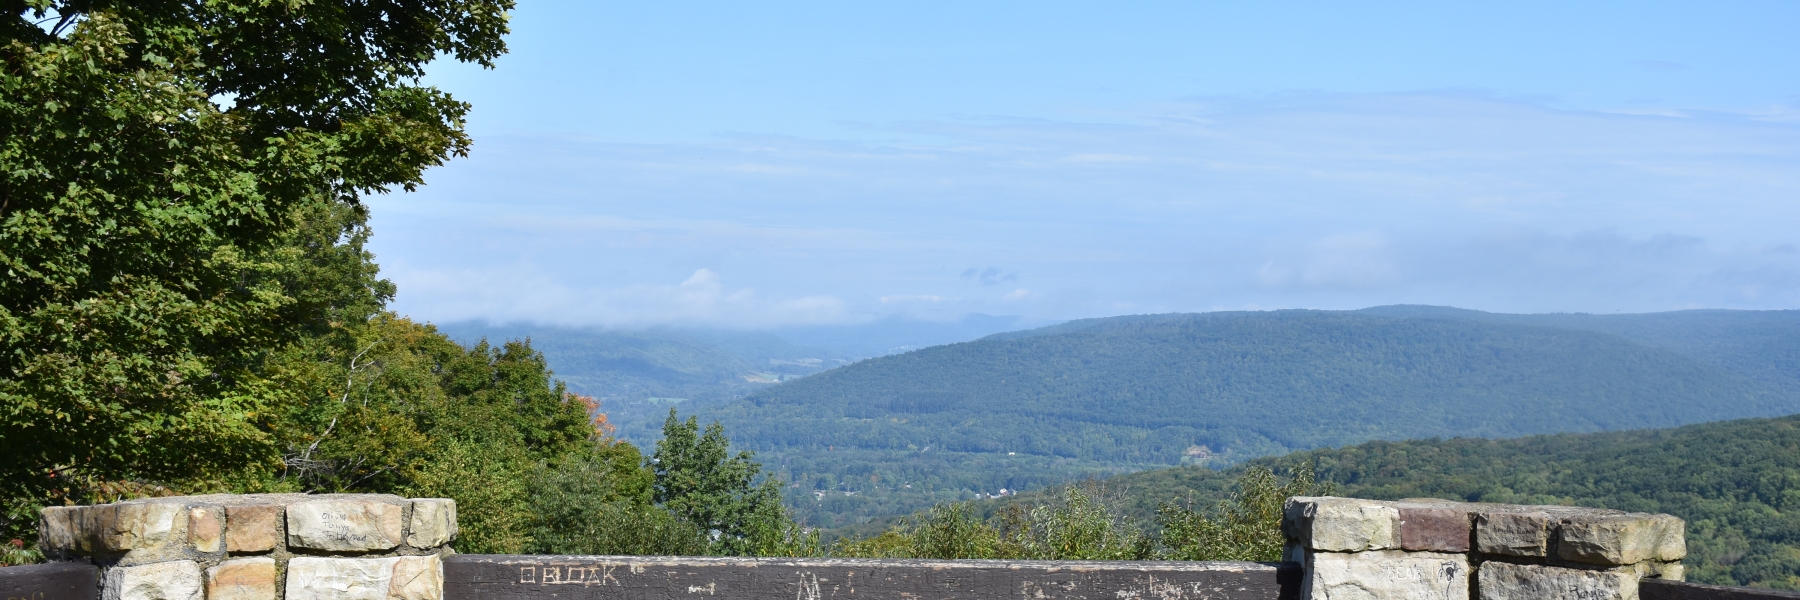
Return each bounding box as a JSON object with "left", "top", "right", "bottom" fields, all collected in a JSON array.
[{"left": 828, "top": 464, "right": 1331, "bottom": 562}]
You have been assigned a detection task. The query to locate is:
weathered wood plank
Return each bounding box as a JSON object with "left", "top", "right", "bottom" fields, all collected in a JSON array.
[
  {"left": 0, "top": 562, "right": 97, "bottom": 600},
  {"left": 445, "top": 555, "right": 1298, "bottom": 600},
  {"left": 1642, "top": 579, "right": 1800, "bottom": 600}
]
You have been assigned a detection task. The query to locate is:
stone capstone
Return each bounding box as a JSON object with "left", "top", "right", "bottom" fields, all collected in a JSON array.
[
  {"left": 225, "top": 504, "right": 282, "bottom": 553},
  {"left": 1288, "top": 493, "right": 1396, "bottom": 551},
  {"left": 1399, "top": 506, "right": 1472, "bottom": 553},
  {"left": 1477, "top": 511, "right": 1553, "bottom": 558},
  {"left": 88, "top": 502, "right": 192, "bottom": 564},
  {"left": 405, "top": 499, "right": 456, "bottom": 548},
  {"left": 1478, "top": 561, "right": 1639, "bottom": 600},
  {"left": 205, "top": 557, "right": 277, "bottom": 600},
  {"left": 38, "top": 506, "right": 83, "bottom": 554},
  {"left": 287, "top": 499, "right": 405, "bottom": 552},
  {"left": 1286, "top": 496, "right": 1401, "bottom": 552},
  {"left": 286, "top": 555, "right": 442, "bottom": 600},
  {"left": 103, "top": 560, "right": 203, "bottom": 600},
  {"left": 1558, "top": 513, "right": 1687, "bottom": 566},
  {"left": 1303, "top": 549, "right": 1470, "bottom": 600}
]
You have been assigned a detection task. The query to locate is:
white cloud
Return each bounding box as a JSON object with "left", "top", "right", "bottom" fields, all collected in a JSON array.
[
  {"left": 879, "top": 295, "right": 954, "bottom": 304},
  {"left": 389, "top": 266, "right": 848, "bottom": 329}
]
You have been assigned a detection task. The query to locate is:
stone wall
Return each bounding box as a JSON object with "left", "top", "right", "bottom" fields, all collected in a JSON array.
[
  {"left": 38, "top": 494, "right": 456, "bottom": 600},
  {"left": 29, "top": 493, "right": 1722, "bottom": 600},
  {"left": 1283, "top": 496, "right": 1686, "bottom": 600}
]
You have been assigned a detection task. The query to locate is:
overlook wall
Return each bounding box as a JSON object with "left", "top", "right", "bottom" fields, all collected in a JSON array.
[
  {"left": 35, "top": 494, "right": 455, "bottom": 600},
  {"left": 12, "top": 493, "right": 1798, "bottom": 600}
]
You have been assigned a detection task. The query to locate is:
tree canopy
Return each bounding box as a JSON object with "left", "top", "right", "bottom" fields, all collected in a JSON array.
[{"left": 0, "top": 0, "right": 511, "bottom": 534}]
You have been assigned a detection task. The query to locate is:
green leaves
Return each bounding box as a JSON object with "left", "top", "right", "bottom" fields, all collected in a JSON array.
[
  {"left": 653, "top": 409, "right": 797, "bottom": 556},
  {"left": 0, "top": 0, "right": 511, "bottom": 541},
  {"left": 1157, "top": 463, "right": 1333, "bottom": 561}
]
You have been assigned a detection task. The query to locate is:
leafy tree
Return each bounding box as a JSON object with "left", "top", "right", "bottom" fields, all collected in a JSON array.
[
  {"left": 652, "top": 410, "right": 795, "bottom": 556},
  {"left": 0, "top": 0, "right": 510, "bottom": 538},
  {"left": 1157, "top": 463, "right": 1334, "bottom": 561},
  {"left": 528, "top": 441, "right": 708, "bottom": 556}
]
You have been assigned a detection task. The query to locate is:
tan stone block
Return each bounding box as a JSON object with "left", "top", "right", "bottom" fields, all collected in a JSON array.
[
  {"left": 103, "top": 560, "right": 203, "bottom": 600},
  {"left": 1303, "top": 549, "right": 1470, "bottom": 600},
  {"left": 387, "top": 555, "right": 442, "bottom": 600},
  {"left": 188, "top": 507, "right": 222, "bottom": 553},
  {"left": 225, "top": 505, "right": 281, "bottom": 553},
  {"left": 405, "top": 499, "right": 456, "bottom": 548},
  {"left": 205, "top": 557, "right": 277, "bottom": 600},
  {"left": 1478, "top": 561, "right": 1639, "bottom": 600},
  {"left": 38, "top": 506, "right": 85, "bottom": 553},
  {"left": 285, "top": 557, "right": 399, "bottom": 600},
  {"left": 1478, "top": 511, "right": 1552, "bottom": 557},
  {"left": 87, "top": 502, "right": 190, "bottom": 564},
  {"left": 287, "top": 500, "right": 404, "bottom": 552},
  {"left": 1558, "top": 513, "right": 1686, "bottom": 565},
  {"left": 1284, "top": 496, "right": 1401, "bottom": 552}
]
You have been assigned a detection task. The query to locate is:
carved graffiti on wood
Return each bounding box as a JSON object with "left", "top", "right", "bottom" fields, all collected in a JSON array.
[{"left": 445, "top": 555, "right": 1300, "bottom": 600}]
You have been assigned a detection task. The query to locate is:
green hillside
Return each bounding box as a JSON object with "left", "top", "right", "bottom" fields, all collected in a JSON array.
[
  {"left": 695, "top": 309, "right": 1800, "bottom": 528},
  {"left": 1085, "top": 414, "right": 1800, "bottom": 589},
  {"left": 1353, "top": 306, "right": 1800, "bottom": 394}
]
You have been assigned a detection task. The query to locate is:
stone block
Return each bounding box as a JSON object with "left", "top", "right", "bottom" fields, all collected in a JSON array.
[
  {"left": 287, "top": 499, "right": 404, "bottom": 552},
  {"left": 1478, "top": 511, "right": 1553, "bottom": 557},
  {"left": 405, "top": 499, "right": 456, "bottom": 548},
  {"left": 38, "top": 506, "right": 84, "bottom": 553},
  {"left": 286, "top": 557, "right": 400, "bottom": 600},
  {"left": 1285, "top": 496, "right": 1401, "bottom": 552},
  {"left": 388, "top": 555, "right": 443, "bottom": 600},
  {"left": 103, "top": 560, "right": 203, "bottom": 600},
  {"left": 84, "top": 502, "right": 193, "bottom": 564},
  {"left": 1618, "top": 560, "right": 1685, "bottom": 582},
  {"left": 225, "top": 505, "right": 282, "bottom": 553},
  {"left": 1399, "top": 506, "right": 1471, "bottom": 552},
  {"left": 1478, "top": 561, "right": 1639, "bottom": 600},
  {"left": 205, "top": 557, "right": 277, "bottom": 600},
  {"left": 1303, "top": 549, "right": 1469, "bottom": 600},
  {"left": 187, "top": 507, "right": 222, "bottom": 553},
  {"left": 93, "top": 503, "right": 187, "bottom": 553},
  {"left": 1559, "top": 513, "right": 1687, "bottom": 566}
]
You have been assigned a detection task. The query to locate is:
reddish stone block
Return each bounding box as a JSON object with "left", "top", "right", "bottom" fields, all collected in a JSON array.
[{"left": 1399, "top": 507, "right": 1471, "bottom": 552}]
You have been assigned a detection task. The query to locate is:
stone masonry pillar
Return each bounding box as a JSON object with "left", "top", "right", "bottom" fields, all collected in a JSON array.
[
  {"left": 38, "top": 494, "right": 456, "bottom": 600},
  {"left": 1283, "top": 496, "right": 1685, "bottom": 600}
]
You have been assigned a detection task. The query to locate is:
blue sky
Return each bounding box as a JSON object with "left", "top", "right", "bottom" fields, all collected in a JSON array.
[{"left": 374, "top": 1, "right": 1800, "bottom": 328}]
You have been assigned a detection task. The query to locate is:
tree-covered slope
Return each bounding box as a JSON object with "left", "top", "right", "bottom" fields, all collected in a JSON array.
[
  {"left": 700, "top": 310, "right": 1799, "bottom": 527},
  {"left": 1096, "top": 414, "right": 1800, "bottom": 589},
  {"left": 1353, "top": 306, "right": 1800, "bottom": 394}
]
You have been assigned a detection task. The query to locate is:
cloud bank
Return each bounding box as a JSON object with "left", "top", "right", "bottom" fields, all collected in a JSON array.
[{"left": 371, "top": 92, "right": 1800, "bottom": 327}]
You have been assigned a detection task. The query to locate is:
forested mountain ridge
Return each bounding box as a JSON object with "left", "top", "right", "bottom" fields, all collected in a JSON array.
[{"left": 695, "top": 309, "right": 1800, "bottom": 528}]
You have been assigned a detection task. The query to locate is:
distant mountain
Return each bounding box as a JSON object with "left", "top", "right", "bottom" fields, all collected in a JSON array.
[
  {"left": 1352, "top": 305, "right": 1800, "bottom": 394},
  {"left": 687, "top": 308, "right": 1800, "bottom": 528},
  {"left": 772, "top": 314, "right": 1037, "bottom": 359},
  {"left": 1072, "top": 414, "right": 1800, "bottom": 589},
  {"left": 434, "top": 322, "right": 850, "bottom": 440},
  {"left": 432, "top": 315, "right": 1038, "bottom": 441}
]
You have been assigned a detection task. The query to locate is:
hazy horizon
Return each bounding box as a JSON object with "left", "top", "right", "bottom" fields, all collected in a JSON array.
[{"left": 372, "top": 1, "right": 1800, "bottom": 329}]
